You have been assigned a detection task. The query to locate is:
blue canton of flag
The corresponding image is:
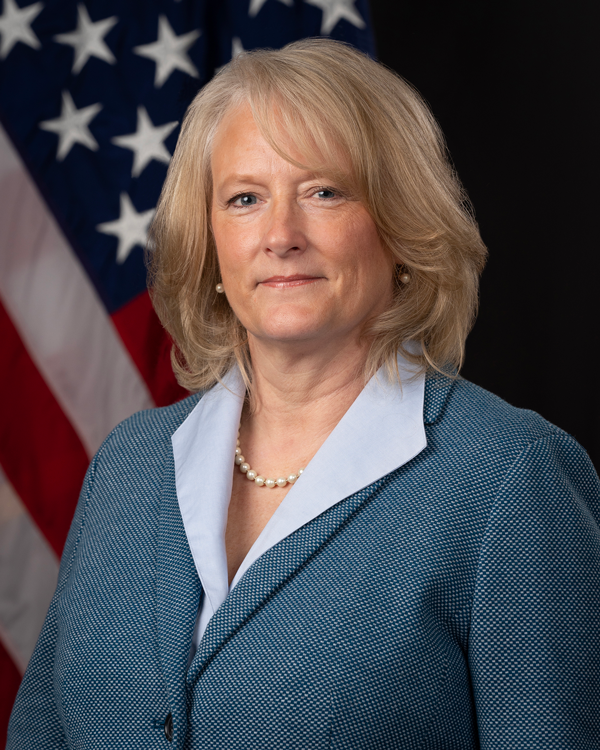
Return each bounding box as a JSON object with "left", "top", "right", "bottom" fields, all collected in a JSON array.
[
  {"left": 1, "top": 0, "right": 374, "bottom": 312},
  {"left": 0, "top": 0, "right": 375, "bottom": 740}
]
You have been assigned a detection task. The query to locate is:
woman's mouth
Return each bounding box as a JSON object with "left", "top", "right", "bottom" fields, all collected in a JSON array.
[{"left": 259, "top": 275, "right": 322, "bottom": 288}]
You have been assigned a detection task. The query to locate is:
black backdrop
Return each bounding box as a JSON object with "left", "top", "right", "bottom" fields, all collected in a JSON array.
[{"left": 369, "top": 0, "right": 599, "bottom": 468}]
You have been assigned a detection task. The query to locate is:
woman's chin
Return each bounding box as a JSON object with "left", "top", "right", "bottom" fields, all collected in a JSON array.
[
  {"left": 244, "top": 306, "right": 338, "bottom": 345},
  {"left": 248, "top": 321, "right": 337, "bottom": 348}
]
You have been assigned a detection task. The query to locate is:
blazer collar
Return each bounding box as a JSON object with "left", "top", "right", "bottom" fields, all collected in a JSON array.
[
  {"left": 423, "top": 371, "right": 457, "bottom": 424},
  {"left": 163, "top": 362, "right": 456, "bottom": 697},
  {"left": 172, "top": 352, "right": 428, "bottom": 646}
]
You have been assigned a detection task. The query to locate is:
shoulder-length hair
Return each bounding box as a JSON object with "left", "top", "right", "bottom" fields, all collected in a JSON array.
[{"left": 148, "top": 38, "right": 487, "bottom": 394}]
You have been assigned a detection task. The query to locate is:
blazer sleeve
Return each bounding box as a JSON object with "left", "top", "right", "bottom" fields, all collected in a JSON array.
[
  {"left": 6, "top": 451, "right": 98, "bottom": 750},
  {"left": 469, "top": 430, "right": 600, "bottom": 750}
]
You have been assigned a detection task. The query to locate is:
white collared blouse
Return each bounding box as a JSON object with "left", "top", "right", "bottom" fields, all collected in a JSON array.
[{"left": 172, "top": 354, "right": 426, "bottom": 653}]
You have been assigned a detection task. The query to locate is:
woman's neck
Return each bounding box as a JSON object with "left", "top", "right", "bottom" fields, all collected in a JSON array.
[{"left": 243, "top": 334, "right": 371, "bottom": 452}]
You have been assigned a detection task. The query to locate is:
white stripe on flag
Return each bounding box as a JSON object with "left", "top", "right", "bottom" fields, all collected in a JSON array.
[
  {"left": 0, "top": 468, "right": 59, "bottom": 673},
  {"left": 0, "top": 125, "right": 153, "bottom": 457}
]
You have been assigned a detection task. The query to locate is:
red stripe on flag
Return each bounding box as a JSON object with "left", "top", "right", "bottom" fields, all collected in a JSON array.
[
  {"left": 111, "top": 290, "right": 188, "bottom": 407},
  {"left": 0, "top": 641, "right": 22, "bottom": 747},
  {"left": 0, "top": 298, "right": 89, "bottom": 556}
]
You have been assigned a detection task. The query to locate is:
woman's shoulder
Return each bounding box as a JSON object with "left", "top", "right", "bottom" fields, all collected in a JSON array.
[
  {"left": 428, "top": 372, "right": 565, "bottom": 439},
  {"left": 419, "top": 373, "right": 599, "bottom": 530},
  {"left": 424, "top": 372, "right": 595, "bottom": 479},
  {"left": 95, "top": 390, "right": 202, "bottom": 465}
]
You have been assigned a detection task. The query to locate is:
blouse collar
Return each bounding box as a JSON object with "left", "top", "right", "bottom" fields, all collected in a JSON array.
[{"left": 172, "top": 352, "right": 426, "bottom": 642}]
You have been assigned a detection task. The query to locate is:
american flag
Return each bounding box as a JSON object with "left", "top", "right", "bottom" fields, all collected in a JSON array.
[{"left": 0, "top": 0, "right": 375, "bottom": 738}]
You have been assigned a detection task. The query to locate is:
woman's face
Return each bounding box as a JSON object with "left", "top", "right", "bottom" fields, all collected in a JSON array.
[{"left": 210, "top": 104, "right": 394, "bottom": 352}]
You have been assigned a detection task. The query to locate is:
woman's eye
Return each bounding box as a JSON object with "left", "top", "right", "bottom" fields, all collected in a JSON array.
[
  {"left": 316, "top": 189, "right": 336, "bottom": 199},
  {"left": 231, "top": 194, "right": 257, "bottom": 207}
]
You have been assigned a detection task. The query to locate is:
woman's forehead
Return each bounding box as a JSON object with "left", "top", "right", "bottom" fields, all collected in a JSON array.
[{"left": 211, "top": 101, "right": 356, "bottom": 186}]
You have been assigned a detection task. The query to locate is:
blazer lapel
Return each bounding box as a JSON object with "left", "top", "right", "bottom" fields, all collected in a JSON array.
[
  {"left": 186, "top": 475, "right": 391, "bottom": 690},
  {"left": 184, "top": 370, "right": 457, "bottom": 691},
  {"left": 156, "top": 448, "right": 201, "bottom": 743}
]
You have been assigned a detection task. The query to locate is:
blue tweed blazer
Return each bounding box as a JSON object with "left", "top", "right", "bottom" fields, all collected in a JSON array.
[{"left": 7, "top": 375, "right": 600, "bottom": 750}]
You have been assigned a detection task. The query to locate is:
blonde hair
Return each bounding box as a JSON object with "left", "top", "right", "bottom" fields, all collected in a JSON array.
[{"left": 148, "top": 38, "right": 487, "bottom": 393}]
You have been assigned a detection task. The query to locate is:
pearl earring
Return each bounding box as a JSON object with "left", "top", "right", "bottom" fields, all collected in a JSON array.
[
  {"left": 216, "top": 283, "right": 224, "bottom": 293},
  {"left": 396, "top": 266, "right": 411, "bottom": 285}
]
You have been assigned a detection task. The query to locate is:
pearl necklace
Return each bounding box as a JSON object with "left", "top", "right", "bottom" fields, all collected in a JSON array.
[{"left": 235, "top": 429, "right": 304, "bottom": 489}]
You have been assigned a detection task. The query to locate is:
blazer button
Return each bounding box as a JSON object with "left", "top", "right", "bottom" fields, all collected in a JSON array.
[{"left": 164, "top": 712, "right": 173, "bottom": 742}]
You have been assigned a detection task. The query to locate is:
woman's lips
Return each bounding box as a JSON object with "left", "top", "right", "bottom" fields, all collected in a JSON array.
[{"left": 259, "top": 275, "right": 322, "bottom": 288}]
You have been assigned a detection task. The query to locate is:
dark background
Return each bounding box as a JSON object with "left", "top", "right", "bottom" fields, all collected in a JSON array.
[{"left": 369, "top": 0, "right": 599, "bottom": 468}]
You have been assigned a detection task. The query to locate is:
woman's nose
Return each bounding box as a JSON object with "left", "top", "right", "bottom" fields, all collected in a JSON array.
[{"left": 262, "top": 198, "right": 307, "bottom": 257}]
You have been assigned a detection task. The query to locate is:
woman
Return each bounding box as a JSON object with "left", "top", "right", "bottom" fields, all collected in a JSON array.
[{"left": 8, "top": 39, "right": 599, "bottom": 750}]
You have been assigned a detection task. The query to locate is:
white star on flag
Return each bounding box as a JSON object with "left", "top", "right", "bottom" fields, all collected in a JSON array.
[
  {"left": 97, "top": 193, "right": 155, "bottom": 265},
  {"left": 248, "top": 0, "right": 292, "bottom": 19},
  {"left": 54, "top": 3, "right": 118, "bottom": 74},
  {"left": 305, "top": 0, "right": 365, "bottom": 35},
  {"left": 231, "top": 36, "right": 245, "bottom": 59},
  {"left": 216, "top": 37, "right": 245, "bottom": 74},
  {"left": 112, "top": 107, "right": 178, "bottom": 178},
  {"left": 0, "top": 0, "right": 43, "bottom": 59},
  {"left": 133, "top": 15, "right": 200, "bottom": 87},
  {"left": 39, "top": 90, "right": 102, "bottom": 161}
]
